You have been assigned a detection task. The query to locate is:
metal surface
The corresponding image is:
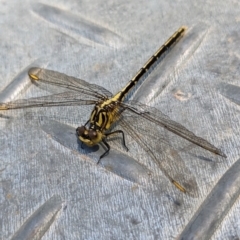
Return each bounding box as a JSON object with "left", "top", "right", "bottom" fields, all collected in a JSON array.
[
  {"left": 0, "top": 1, "right": 240, "bottom": 239},
  {"left": 178, "top": 158, "right": 240, "bottom": 240}
]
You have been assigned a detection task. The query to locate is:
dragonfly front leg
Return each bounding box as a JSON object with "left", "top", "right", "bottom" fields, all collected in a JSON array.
[
  {"left": 84, "top": 120, "right": 90, "bottom": 126},
  {"left": 98, "top": 138, "right": 110, "bottom": 163}
]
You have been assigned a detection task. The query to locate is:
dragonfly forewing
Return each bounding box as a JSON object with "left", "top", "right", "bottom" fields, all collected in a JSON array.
[
  {"left": 0, "top": 68, "right": 113, "bottom": 110},
  {"left": 0, "top": 91, "right": 98, "bottom": 110}
]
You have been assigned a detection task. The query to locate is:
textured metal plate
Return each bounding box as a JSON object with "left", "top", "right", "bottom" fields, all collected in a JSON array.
[{"left": 1, "top": 1, "right": 240, "bottom": 239}]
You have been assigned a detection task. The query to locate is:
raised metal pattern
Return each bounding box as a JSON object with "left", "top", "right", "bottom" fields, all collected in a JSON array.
[{"left": 0, "top": 1, "right": 239, "bottom": 239}]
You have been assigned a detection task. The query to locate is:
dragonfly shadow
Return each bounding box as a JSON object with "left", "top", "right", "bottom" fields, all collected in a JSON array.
[
  {"left": 76, "top": 138, "right": 100, "bottom": 155},
  {"left": 40, "top": 119, "right": 150, "bottom": 184},
  {"left": 40, "top": 119, "right": 97, "bottom": 153},
  {"left": 193, "top": 155, "right": 216, "bottom": 163},
  {"left": 177, "top": 143, "right": 225, "bottom": 163},
  {"left": 166, "top": 194, "right": 182, "bottom": 207},
  {"left": 185, "top": 151, "right": 224, "bottom": 163}
]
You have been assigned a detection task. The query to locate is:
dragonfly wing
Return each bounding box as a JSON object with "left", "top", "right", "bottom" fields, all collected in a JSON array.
[
  {"left": 28, "top": 68, "right": 113, "bottom": 98},
  {"left": 0, "top": 91, "right": 97, "bottom": 110},
  {"left": 119, "top": 116, "right": 199, "bottom": 197},
  {"left": 121, "top": 100, "right": 226, "bottom": 158}
]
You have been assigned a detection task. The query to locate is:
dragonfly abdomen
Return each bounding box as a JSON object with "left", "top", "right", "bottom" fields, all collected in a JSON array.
[{"left": 115, "top": 26, "right": 186, "bottom": 102}]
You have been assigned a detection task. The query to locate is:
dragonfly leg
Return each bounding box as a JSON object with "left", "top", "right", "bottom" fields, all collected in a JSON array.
[
  {"left": 84, "top": 120, "right": 90, "bottom": 127},
  {"left": 106, "top": 130, "right": 129, "bottom": 151},
  {"left": 98, "top": 138, "right": 110, "bottom": 163}
]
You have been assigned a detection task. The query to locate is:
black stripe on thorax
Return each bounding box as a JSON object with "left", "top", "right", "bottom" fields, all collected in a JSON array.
[{"left": 90, "top": 106, "right": 109, "bottom": 130}]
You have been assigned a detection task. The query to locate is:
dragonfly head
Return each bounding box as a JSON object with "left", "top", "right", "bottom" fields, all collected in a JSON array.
[{"left": 76, "top": 126, "right": 103, "bottom": 147}]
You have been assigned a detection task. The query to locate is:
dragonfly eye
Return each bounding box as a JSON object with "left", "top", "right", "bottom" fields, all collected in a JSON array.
[
  {"left": 76, "top": 126, "right": 86, "bottom": 136},
  {"left": 88, "top": 129, "right": 97, "bottom": 140}
]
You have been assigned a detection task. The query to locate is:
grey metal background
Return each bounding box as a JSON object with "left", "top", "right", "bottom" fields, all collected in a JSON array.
[{"left": 0, "top": 0, "right": 240, "bottom": 239}]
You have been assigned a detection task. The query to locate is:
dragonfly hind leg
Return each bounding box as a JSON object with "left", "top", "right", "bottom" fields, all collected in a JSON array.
[
  {"left": 106, "top": 130, "right": 129, "bottom": 152},
  {"left": 97, "top": 130, "right": 129, "bottom": 164}
]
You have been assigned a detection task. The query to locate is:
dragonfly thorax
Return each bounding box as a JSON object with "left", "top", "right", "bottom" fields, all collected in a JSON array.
[{"left": 76, "top": 102, "right": 118, "bottom": 146}]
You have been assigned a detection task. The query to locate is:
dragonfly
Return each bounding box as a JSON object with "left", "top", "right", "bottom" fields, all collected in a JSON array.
[{"left": 0, "top": 27, "right": 226, "bottom": 195}]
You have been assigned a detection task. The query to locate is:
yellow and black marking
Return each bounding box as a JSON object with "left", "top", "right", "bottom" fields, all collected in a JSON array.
[
  {"left": 92, "top": 107, "right": 107, "bottom": 129},
  {"left": 115, "top": 26, "right": 186, "bottom": 102}
]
